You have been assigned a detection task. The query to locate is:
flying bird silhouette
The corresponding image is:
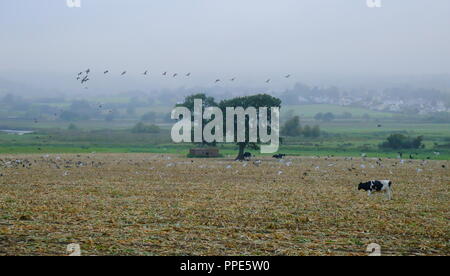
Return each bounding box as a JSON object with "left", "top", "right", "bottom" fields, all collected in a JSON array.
[
  {"left": 104, "top": 70, "right": 109, "bottom": 74},
  {"left": 121, "top": 71, "right": 127, "bottom": 76},
  {"left": 173, "top": 73, "right": 178, "bottom": 78},
  {"left": 266, "top": 79, "right": 271, "bottom": 83},
  {"left": 81, "top": 76, "right": 89, "bottom": 84},
  {"left": 85, "top": 69, "right": 90, "bottom": 74},
  {"left": 143, "top": 70, "right": 148, "bottom": 75},
  {"left": 230, "top": 77, "right": 236, "bottom": 82},
  {"left": 285, "top": 74, "right": 291, "bottom": 78},
  {"left": 186, "top": 73, "right": 191, "bottom": 77},
  {"left": 215, "top": 79, "right": 221, "bottom": 83},
  {"left": 162, "top": 72, "right": 167, "bottom": 76}
]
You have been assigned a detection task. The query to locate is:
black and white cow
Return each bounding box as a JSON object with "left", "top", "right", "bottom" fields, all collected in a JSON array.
[{"left": 358, "top": 180, "right": 393, "bottom": 200}]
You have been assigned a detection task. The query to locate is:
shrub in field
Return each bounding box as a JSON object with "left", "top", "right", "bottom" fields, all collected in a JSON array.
[
  {"left": 281, "top": 116, "right": 320, "bottom": 138},
  {"left": 380, "top": 134, "right": 424, "bottom": 149},
  {"left": 281, "top": 116, "right": 302, "bottom": 137}
]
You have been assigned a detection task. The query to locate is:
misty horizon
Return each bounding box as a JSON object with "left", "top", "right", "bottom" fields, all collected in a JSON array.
[{"left": 1, "top": 0, "right": 450, "bottom": 97}]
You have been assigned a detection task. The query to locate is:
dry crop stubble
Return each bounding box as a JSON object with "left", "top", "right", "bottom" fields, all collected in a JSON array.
[{"left": 0, "top": 154, "right": 448, "bottom": 255}]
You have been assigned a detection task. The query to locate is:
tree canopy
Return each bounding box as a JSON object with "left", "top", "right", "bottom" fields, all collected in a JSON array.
[
  {"left": 175, "top": 93, "right": 282, "bottom": 159},
  {"left": 176, "top": 93, "right": 219, "bottom": 146},
  {"left": 219, "top": 94, "right": 282, "bottom": 160}
]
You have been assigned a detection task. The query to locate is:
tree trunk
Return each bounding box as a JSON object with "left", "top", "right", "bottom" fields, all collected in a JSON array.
[{"left": 235, "top": 143, "right": 246, "bottom": 161}]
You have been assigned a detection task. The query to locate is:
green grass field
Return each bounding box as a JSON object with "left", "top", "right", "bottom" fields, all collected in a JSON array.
[
  {"left": 1, "top": 130, "right": 449, "bottom": 160},
  {"left": 1, "top": 104, "right": 449, "bottom": 159}
]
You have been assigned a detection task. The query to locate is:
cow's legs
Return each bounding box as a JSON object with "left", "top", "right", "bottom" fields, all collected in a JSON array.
[{"left": 386, "top": 188, "right": 392, "bottom": 200}]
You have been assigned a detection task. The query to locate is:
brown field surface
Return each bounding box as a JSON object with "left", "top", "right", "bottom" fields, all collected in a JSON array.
[{"left": 0, "top": 153, "right": 448, "bottom": 256}]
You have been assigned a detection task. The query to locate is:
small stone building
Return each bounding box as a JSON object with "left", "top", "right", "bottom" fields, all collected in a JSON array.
[{"left": 189, "top": 148, "right": 220, "bottom": 157}]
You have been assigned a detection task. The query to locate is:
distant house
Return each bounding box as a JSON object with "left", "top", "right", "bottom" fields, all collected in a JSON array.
[{"left": 189, "top": 148, "right": 220, "bottom": 158}]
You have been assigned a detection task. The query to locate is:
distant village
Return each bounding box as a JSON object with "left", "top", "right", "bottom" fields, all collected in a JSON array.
[
  {"left": 297, "top": 94, "right": 449, "bottom": 114},
  {"left": 279, "top": 84, "right": 450, "bottom": 115}
]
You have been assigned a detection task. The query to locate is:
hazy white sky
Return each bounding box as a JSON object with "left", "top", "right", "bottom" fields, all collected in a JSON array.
[{"left": 1, "top": 0, "right": 449, "bottom": 90}]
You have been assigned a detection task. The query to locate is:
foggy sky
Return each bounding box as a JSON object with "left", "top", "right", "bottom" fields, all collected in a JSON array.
[{"left": 1, "top": 0, "right": 449, "bottom": 93}]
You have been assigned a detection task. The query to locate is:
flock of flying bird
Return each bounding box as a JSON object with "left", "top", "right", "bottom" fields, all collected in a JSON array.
[{"left": 76, "top": 68, "right": 292, "bottom": 88}]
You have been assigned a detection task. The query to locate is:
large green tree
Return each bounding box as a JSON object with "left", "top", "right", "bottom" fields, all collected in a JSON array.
[
  {"left": 219, "top": 94, "right": 282, "bottom": 160},
  {"left": 176, "top": 93, "right": 218, "bottom": 146}
]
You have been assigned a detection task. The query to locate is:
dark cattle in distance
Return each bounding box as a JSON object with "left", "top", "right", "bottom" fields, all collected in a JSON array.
[
  {"left": 272, "top": 154, "right": 286, "bottom": 159},
  {"left": 243, "top": 152, "right": 252, "bottom": 161}
]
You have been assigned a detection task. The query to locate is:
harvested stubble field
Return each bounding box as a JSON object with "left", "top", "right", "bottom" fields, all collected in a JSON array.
[{"left": 0, "top": 153, "right": 448, "bottom": 256}]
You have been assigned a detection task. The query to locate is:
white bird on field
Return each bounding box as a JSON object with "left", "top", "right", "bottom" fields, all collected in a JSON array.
[{"left": 67, "top": 243, "right": 81, "bottom": 256}]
